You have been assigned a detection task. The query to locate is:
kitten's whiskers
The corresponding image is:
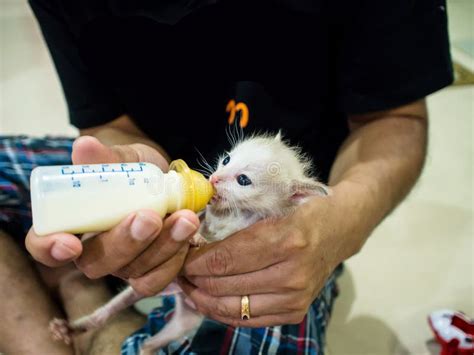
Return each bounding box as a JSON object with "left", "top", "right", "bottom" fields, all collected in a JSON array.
[{"left": 194, "top": 148, "right": 214, "bottom": 177}]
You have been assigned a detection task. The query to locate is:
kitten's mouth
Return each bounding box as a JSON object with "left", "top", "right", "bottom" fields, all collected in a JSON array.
[
  {"left": 211, "top": 195, "right": 223, "bottom": 203},
  {"left": 211, "top": 193, "right": 226, "bottom": 204}
]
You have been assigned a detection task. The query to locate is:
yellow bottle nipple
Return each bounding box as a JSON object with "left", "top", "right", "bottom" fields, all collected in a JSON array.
[{"left": 169, "top": 159, "right": 214, "bottom": 212}]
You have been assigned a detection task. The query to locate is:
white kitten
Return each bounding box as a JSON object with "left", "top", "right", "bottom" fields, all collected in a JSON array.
[
  {"left": 201, "top": 132, "right": 329, "bottom": 242},
  {"left": 49, "top": 133, "right": 329, "bottom": 355}
]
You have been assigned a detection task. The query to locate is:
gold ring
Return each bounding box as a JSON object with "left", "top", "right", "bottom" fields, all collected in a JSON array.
[{"left": 241, "top": 295, "right": 251, "bottom": 320}]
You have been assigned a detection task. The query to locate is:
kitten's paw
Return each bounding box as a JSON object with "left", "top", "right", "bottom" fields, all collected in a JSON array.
[
  {"left": 49, "top": 318, "right": 74, "bottom": 345},
  {"left": 49, "top": 317, "right": 87, "bottom": 344},
  {"left": 189, "top": 233, "right": 207, "bottom": 247}
]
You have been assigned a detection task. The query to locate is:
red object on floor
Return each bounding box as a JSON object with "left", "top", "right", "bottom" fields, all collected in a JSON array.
[{"left": 428, "top": 310, "right": 474, "bottom": 355}]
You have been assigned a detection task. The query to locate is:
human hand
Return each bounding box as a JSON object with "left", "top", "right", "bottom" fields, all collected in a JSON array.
[
  {"left": 179, "top": 195, "right": 347, "bottom": 328},
  {"left": 26, "top": 136, "right": 199, "bottom": 296}
]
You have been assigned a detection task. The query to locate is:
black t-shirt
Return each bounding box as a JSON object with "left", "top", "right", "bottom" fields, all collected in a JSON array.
[{"left": 29, "top": 0, "right": 453, "bottom": 182}]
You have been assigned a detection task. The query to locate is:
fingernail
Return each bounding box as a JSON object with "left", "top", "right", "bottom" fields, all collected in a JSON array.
[
  {"left": 131, "top": 212, "right": 160, "bottom": 241},
  {"left": 51, "top": 242, "right": 77, "bottom": 261},
  {"left": 170, "top": 218, "right": 197, "bottom": 242}
]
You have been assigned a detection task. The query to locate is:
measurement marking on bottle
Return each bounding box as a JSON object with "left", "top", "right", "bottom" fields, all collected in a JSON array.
[
  {"left": 81, "top": 165, "right": 97, "bottom": 174},
  {"left": 61, "top": 163, "right": 145, "bottom": 175}
]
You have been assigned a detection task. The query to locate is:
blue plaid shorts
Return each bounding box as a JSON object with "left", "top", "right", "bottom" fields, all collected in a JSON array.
[
  {"left": 122, "top": 270, "right": 341, "bottom": 355},
  {"left": 0, "top": 136, "right": 73, "bottom": 238},
  {"left": 0, "top": 135, "right": 341, "bottom": 355}
]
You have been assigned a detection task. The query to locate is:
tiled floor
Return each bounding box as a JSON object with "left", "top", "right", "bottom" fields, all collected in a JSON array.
[{"left": 1, "top": 1, "right": 473, "bottom": 354}]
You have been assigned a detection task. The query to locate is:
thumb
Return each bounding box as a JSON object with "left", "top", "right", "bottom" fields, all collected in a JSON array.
[{"left": 71, "top": 136, "right": 169, "bottom": 170}]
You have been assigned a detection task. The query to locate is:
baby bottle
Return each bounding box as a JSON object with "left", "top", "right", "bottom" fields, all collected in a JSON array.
[{"left": 30, "top": 160, "right": 214, "bottom": 236}]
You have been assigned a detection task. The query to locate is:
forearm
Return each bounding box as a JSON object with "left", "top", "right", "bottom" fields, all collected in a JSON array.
[
  {"left": 77, "top": 114, "right": 171, "bottom": 169},
  {"left": 80, "top": 114, "right": 169, "bottom": 158},
  {"left": 309, "top": 100, "right": 428, "bottom": 263},
  {"left": 87, "top": 126, "right": 162, "bottom": 153}
]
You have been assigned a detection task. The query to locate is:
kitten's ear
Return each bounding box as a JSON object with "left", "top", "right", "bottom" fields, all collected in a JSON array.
[
  {"left": 290, "top": 178, "right": 330, "bottom": 204},
  {"left": 274, "top": 130, "right": 282, "bottom": 141}
]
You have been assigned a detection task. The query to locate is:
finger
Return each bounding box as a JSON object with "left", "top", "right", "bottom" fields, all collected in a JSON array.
[
  {"left": 128, "top": 244, "right": 189, "bottom": 297},
  {"left": 114, "top": 210, "right": 199, "bottom": 279},
  {"left": 75, "top": 210, "right": 162, "bottom": 278},
  {"left": 178, "top": 277, "right": 299, "bottom": 319},
  {"left": 25, "top": 227, "right": 83, "bottom": 267},
  {"left": 184, "top": 261, "right": 297, "bottom": 296},
  {"left": 183, "top": 218, "right": 297, "bottom": 277},
  {"left": 71, "top": 136, "right": 168, "bottom": 169},
  {"left": 205, "top": 312, "right": 305, "bottom": 328},
  {"left": 71, "top": 136, "right": 125, "bottom": 164}
]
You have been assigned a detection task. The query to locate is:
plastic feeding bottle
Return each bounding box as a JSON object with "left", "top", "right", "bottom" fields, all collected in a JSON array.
[{"left": 30, "top": 160, "right": 214, "bottom": 236}]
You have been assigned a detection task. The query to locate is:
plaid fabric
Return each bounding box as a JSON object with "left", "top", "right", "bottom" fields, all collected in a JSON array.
[
  {"left": 0, "top": 135, "right": 341, "bottom": 355},
  {"left": 121, "top": 267, "right": 342, "bottom": 355},
  {"left": 0, "top": 136, "right": 73, "bottom": 238}
]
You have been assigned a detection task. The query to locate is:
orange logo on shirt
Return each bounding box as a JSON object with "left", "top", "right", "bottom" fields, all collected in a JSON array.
[{"left": 226, "top": 100, "right": 249, "bottom": 128}]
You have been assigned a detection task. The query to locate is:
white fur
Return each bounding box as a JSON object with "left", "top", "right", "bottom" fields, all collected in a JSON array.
[{"left": 201, "top": 133, "right": 329, "bottom": 241}]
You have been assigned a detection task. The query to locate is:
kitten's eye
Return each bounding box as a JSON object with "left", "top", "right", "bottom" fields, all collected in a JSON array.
[
  {"left": 237, "top": 174, "right": 252, "bottom": 186},
  {"left": 222, "top": 155, "right": 230, "bottom": 166}
]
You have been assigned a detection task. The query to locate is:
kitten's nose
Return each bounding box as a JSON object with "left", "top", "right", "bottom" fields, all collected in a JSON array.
[{"left": 210, "top": 175, "right": 220, "bottom": 185}]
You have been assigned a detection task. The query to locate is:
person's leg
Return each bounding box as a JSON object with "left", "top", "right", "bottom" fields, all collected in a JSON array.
[
  {"left": 51, "top": 285, "right": 144, "bottom": 343},
  {"left": 0, "top": 136, "right": 145, "bottom": 354},
  {"left": 58, "top": 271, "right": 146, "bottom": 354},
  {"left": 0, "top": 229, "right": 74, "bottom": 354}
]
